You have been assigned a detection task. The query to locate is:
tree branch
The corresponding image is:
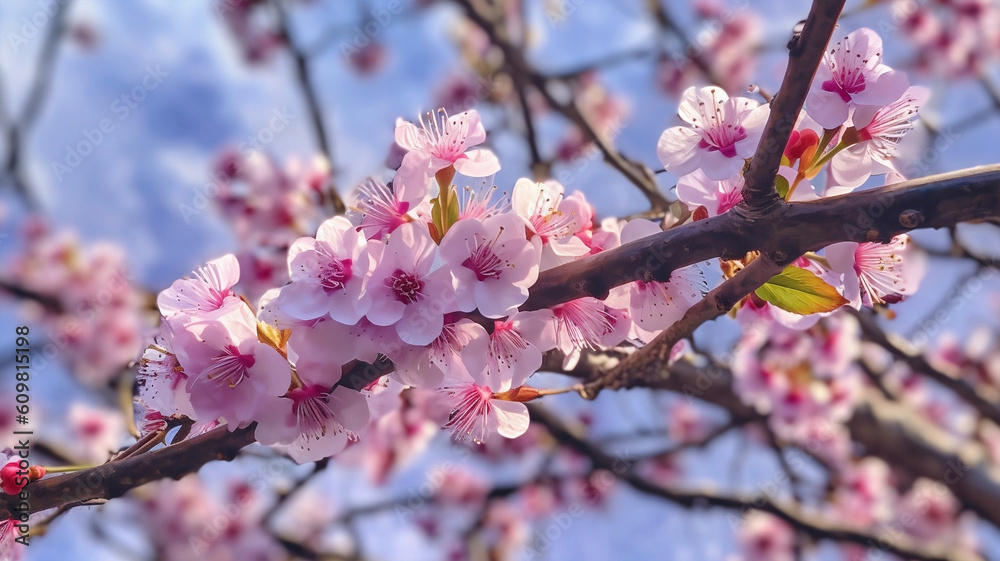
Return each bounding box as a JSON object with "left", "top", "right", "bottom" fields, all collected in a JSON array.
[
  {"left": 582, "top": 254, "right": 785, "bottom": 397},
  {"left": 529, "top": 404, "right": 984, "bottom": 561},
  {"left": 272, "top": 0, "right": 346, "bottom": 214},
  {"left": 851, "top": 307, "right": 1000, "bottom": 424},
  {"left": 738, "top": 0, "right": 845, "bottom": 212},
  {"left": 524, "top": 165, "right": 1000, "bottom": 310},
  {"left": 453, "top": 0, "right": 672, "bottom": 212}
]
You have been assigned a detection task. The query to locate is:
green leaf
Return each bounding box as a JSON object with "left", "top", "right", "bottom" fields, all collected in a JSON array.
[
  {"left": 774, "top": 174, "right": 790, "bottom": 199},
  {"left": 754, "top": 266, "right": 848, "bottom": 315}
]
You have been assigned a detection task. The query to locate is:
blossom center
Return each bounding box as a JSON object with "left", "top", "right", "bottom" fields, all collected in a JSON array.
[
  {"left": 444, "top": 383, "right": 493, "bottom": 443},
  {"left": 203, "top": 344, "right": 255, "bottom": 388},
  {"left": 288, "top": 384, "right": 343, "bottom": 440},
  {"left": 462, "top": 229, "right": 507, "bottom": 281},
  {"left": 316, "top": 245, "right": 353, "bottom": 293},
  {"left": 387, "top": 269, "right": 425, "bottom": 304}
]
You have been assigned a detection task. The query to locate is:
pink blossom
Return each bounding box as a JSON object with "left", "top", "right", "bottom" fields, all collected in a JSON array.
[
  {"left": 254, "top": 369, "right": 371, "bottom": 463},
  {"left": 169, "top": 304, "right": 290, "bottom": 428},
  {"left": 350, "top": 178, "right": 415, "bottom": 240},
  {"left": 551, "top": 297, "right": 630, "bottom": 369},
  {"left": 806, "top": 28, "right": 909, "bottom": 130},
  {"left": 830, "top": 86, "right": 930, "bottom": 189},
  {"left": 613, "top": 219, "right": 707, "bottom": 332},
  {"left": 826, "top": 234, "right": 925, "bottom": 308},
  {"left": 438, "top": 365, "right": 530, "bottom": 444},
  {"left": 457, "top": 181, "right": 507, "bottom": 222},
  {"left": 657, "top": 86, "right": 770, "bottom": 180},
  {"left": 394, "top": 109, "right": 500, "bottom": 200},
  {"left": 440, "top": 214, "right": 542, "bottom": 318},
  {"left": 393, "top": 316, "right": 488, "bottom": 388},
  {"left": 281, "top": 216, "right": 372, "bottom": 324},
  {"left": 675, "top": 169, "right": 744, "bottom": 216},
  {"left": 66, "top": 403, "right": 126, "bottom": 464},
  {"left": 738, "top": 512, "right": 795, "bottom": 561},
  {"left": 157, "top": 254, "right": 241, "bottom": 320},
  {"left": 366, "top": 223, "right": 458, "bottom": 345},
  {"left": 137, "top": 338, "right": 195, "bottom": 419},
  {"left": 511, "top": 178, "right": 589, "bottom": 265},
  {"left": 463, "top": 310, "right": 556, "bottom": 388},
  {"left": 832, "top": 457, "right": 896, "bottom": 525},
  {"left": 895, "top": 478, "right": 959, "bottom": 541}
]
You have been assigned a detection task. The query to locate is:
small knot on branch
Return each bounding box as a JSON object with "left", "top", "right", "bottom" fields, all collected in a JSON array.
[{"left": 898, "top": 209, "right": 924, "bottom": 229}]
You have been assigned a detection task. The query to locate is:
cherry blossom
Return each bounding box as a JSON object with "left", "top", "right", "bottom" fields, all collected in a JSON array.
[
  {"left": 675, "top": 169, "right": 744, "bottom": 217},
  {"left": 611, "top": 219, "right": 707, "bottom": 333},
  {"left": 463, "top": 310, "right": 557, "bottom": 386},
  {"left": 281, "top": 216, "right": 373, "bottom": 324},
  {"left": 394, "top": 109, "right": 500, "bottom": 200},
  {"left": 830, "top": 86, "right": 930, "bottom": 189},
  {"left": 737, "top": 512, "right": 795, "bottom": 561},
  {"left": 438, "top": 362, "right": 531, "bottom": 444},
  {"left": 366, "top": 223, "right": 458, "bottom": 345},
  {"left": 551, "top": 297, "right": 630, "bottom": 369},
  {"left": 440, "top": 214, "right": 542, "bottom": 318},
  {"left": 254, "top": 364, "right": 371, "bottom": 463},
  {"left": 168, "top": 304, "right": 290, "bottom": 428},
  {"left": 393, "top": 316, "right": 488, "bottom": 388},
  {"left": 825, "top": 234, "right": 925, "bottom": 308},
  {"left": 350, "top": 178, "right": 416, "bottom": 241},
  {"left": 657, "top": 86, "right": 770, "bottom": 180},
  {"left": 806, "top": 28, "right": 909, "bottom": 129},
  {"left": 157, "top": 253, "right": 241, "bottom": 320},
  {"left": 511, "top": 178, "right": 589, "bottom": 265}
]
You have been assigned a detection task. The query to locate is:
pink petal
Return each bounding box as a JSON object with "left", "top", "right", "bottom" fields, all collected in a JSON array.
[
  {"left": 830, "top": 145, "right": 873, "bottom": 189},
  {"left": 394, "top": 151, "right": 435, "bottom": 203},
  {"left": 657, "top": 127, "right": 703, "bottom": 176},
  {"left": 825, "top": 242, "right": 858, "bottom": 274},
  {"left": 394, "top": 118, "right": 425, "bottom": 152},
  {"left": 491, "top": 400, "right": 530, "bottom": 439},
  {"left": 453, "top": 149, "right": 501, "bottom": 177}
]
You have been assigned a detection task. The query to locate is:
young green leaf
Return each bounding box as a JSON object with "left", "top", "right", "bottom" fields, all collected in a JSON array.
[{"left": 754, "top": 265, "right": 848, "bottom": 315}]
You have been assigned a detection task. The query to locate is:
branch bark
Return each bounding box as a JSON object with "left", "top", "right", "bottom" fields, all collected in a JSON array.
[
  {"left": 738, "top": 0, "right": 845, "bottom": 212},
  {"left": 524, "top": 165, "right": 1000, "bottom": 310}
]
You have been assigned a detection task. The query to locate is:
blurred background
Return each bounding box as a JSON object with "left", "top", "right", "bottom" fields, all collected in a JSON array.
[{"left": 1, "top": 0, "right": 1000, "bottom": 559}]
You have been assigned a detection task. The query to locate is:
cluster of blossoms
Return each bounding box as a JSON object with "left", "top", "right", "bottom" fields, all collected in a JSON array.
[
  {"left": 137, "top": 28, "right": 931, "bottom": 471},
  {"left": 205, "top": 150, "right": 332, "bottom": 301},
  {"left": 892, "top": 0, "right": 1000, "bottom": 77},
  {"left": 661, "top": 27, "right": 927, "bottom": 330},
  {"left": 140, "top": 107, "right": 713, "bottom": 463},
  {"left": 0, "top": 218, "right": 146, "bottom": 385}
]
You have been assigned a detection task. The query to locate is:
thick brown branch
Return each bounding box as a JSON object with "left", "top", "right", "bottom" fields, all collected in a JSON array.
[
  {"left": 525, "top": 165, "right": 1000, "bottom": 310},
  {"left": 1, "top": 425, "right": 255, "bottom": 519},
  {"left": 739, "top": 0, "right": 845, "bottom": 212}
]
